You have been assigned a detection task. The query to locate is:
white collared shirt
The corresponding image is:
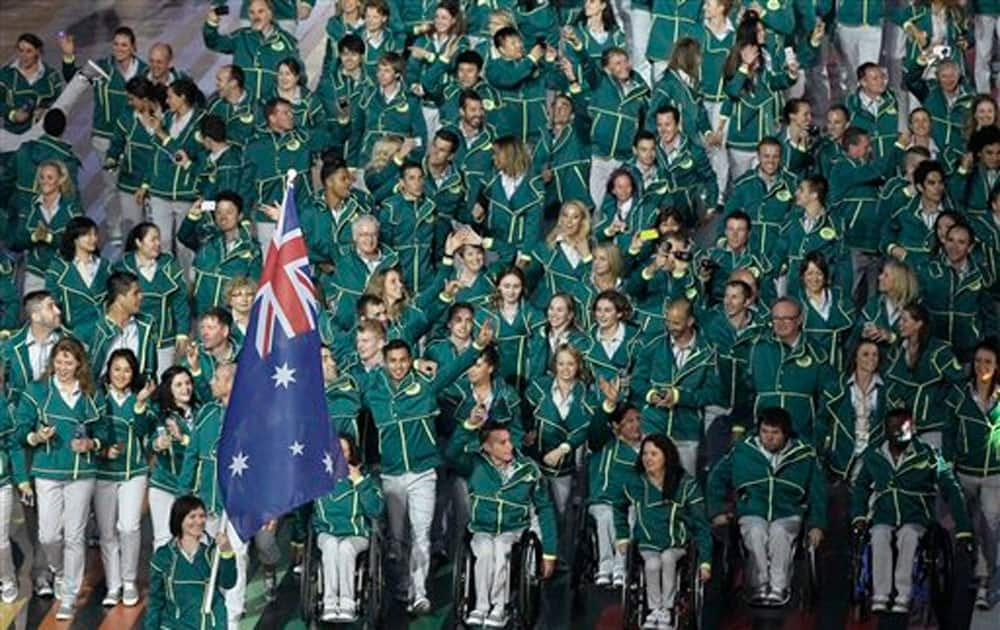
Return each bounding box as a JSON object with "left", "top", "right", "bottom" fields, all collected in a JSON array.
[
  {"left": 366, "top": 30, "right": 385, "bottom": 50},
  {"left": 919, "top": 202, "right": 942, "bottom": 230},
  {"left": 209, "top": 144, "right": 229, "bottom": 164},
  {"left": 28, "top": 330, "right": 60, "bottom": 381},
  {"left": 859, "top": 91, "right": 881, "bottom": 117},
  {"left": 551, "top": 381, "right": 574, "bottom": 420},
  {"left": 106, "top": 318, "right": 140, "bottom": 371},
  {"left": 168, "top": 109, "right": 194, "bottom": 139},
  {"left": 381, "top": 82, "right": 400, "bottom": 103},
  {"left": 556, "top": 236, "right": 583, "bottom": 269},
  {"left": 75, "top": 255, "right": 99, "bottom": 287},
  {"left": 110, "top": 388, "right": 130, "bottom": 407},
  {"left": 118, "top": 56, "right": 139, "bottom": 81},
  {"left": 37, "top": 194, "right": 60, "bottom": 224},
  {"left": 136, "top": 256, "right": 158, "bottom": 283},
  {"left": 671, "top": 332, "right": 696, "bottom": 370},
  {"left": 500, "top": 173, "right": 524, "bottom": 199},
  {"left": 56, "top": 378, "right": 81, "bottom": 408},
  {"left": 808, "top": 289, "right": 832, "bottom": 321},
  {"left": 547, "top": 328, "right": 569, "bottom": 355},
  {"left": 616, "top": 198, "right": 634, "bottom": 222},
  {"left": 849, "top": 373, "right": 882, "bottom": 454},
  {"left": 599, "top": 322, "right": 625, "bottom": 358},
  {"left": 801, "top": 210, "right": 823, "bottom": 234}
]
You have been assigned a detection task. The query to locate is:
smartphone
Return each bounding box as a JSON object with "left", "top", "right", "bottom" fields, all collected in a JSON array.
[
  {"left": 214, "top": 4, "right": 230, "bottom": 16},
  {"left": 201, "top": 200, "right": 217, "bottom": 213},
  {"left": 638, "top": 228, "right": 660, "bottom": 242},
  {"left": 535, "top": 36, "right": 547, "bottom": 48}
]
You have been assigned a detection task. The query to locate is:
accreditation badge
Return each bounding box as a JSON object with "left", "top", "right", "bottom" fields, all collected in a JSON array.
[
  {"left": 819, "top": 227, "right": 836, "bottom": 240},
  {"left": 776, "top": 189, "right": 791, "bottom": 202},
  {"left": 795, "top": 355, "right": 813, "bottom": 368}
]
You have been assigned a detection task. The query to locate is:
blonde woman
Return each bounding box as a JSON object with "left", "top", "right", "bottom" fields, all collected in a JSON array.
[
  {"left": 13, "top": 160, "right": 80, "bottom": 294},
  {"left": 223, "top": 276, "right": 256, "bottom": 346},
  {"left": 525, "top": 200, "right": 593, "bottom": 309},
  {"left": 851, "top": 259, "right": 920, "bottom": 350},
  {"left": 363, "top": 134, "right": 410, "bottom": 204},
  {"left": 362, "top": 267, "right": 449, "bottom": 346}
]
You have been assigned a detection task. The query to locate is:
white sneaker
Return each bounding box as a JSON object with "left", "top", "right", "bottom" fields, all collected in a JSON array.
[
  {"left": 321, "top": 606, "right": 339, "bottom": 623},
  {"left": 642, "top": 609, "right": 662, "bottom": 629},
  {"left": 890, "top": 601, "right": 909, "bottom": 614},
  {"left": 871, "top": 598, "right": 888, "bottom": 612},
  {"left": 101, "top": 587, "right": 120, "bottom": 607},
  {"left": 595, "top": 573, "right": 611, "bottom": 586},
  {"left": 55, "top": 599, "right": 74, "bottom": 621},
  {"left": 465, "top": 608, "right": 487, "bottom": 625},
  {"left": 657, "top": 608, "right": 675, "bottom": 630},
  {"left": 338, "top": 599, "right": 357, "bottom": 621},
  {"left": 976, "top": 587, "right": 990, "bottom": 610},
  {"left": 122, "top": 582, "right": 139, "bottom": 606},
  {"left": 484, "top": 606, "right": 509, "bottom": 628},
  {"left": 612, "top": 573, "right": 625, "bottom": 588},
  {"left": 408, "top": 596, "right": 431, "bottom": 615},
  {"left": 53, "top": 577, "right": 65, "bottom": 600},
  {"left": 34, "top": 577, "right": 53, "bottom": 598},
  {"left": 1, "top": 581, "right": 17, "bottom": 604}
]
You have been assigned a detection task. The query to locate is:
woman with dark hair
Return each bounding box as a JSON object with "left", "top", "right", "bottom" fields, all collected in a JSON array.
[
  {"left": 145, "top": 495, "right": 236, "bottom": 629},
  {"left": 148, "top": 366, "right": 199, "bottom": 549},
  {"left": 44, "top": 215, "right": 109, "bottom": 331},
  {"left": 884, "top": 303, "right": 964, "bottom": 449},
  {"left": 144, "top": 77, "right": 207, "bottom": 270},
  {"left": 614, "top": 434, "right": 712, "bottom": 629},
  {"left": 106, "top": 75, "right": 160, "bottom": 241},
  {"left": 94, "top": 349, "right": 156, "bottom": 607},
  {"left": 648, "top": 37, "right": 711, "bottom": 142},
  {"left": 796, "top": 252, "right": 855, "bottom": 370},
  {"left": 594, "top": 167, "right": 644, "bottom": 252},
  {"left": 945, "top": 340, "right": 1000, "bottom": 610},
  {"left": 14, "top": 337, "right": 106, "bottom": 620},
  {"left": 407, "top": 1, "right": 470, "bottom": 137},
  {"left": 312, "top": 435, "right": 384, "bottom": 623},
  {"left": 115, "top": 222, "right": 190, "bottom": 373},
  {"left": 273, "top": 57, "right": 325, "bottom": 139},
  {"left": 582, "top": 289, "right": 642, "bottom": 401},
  {"left": 818, "top": 339, "right": 888, "bottom": 483},
  {"left": 562, "top": 0, "right": 626, "bottom": 89},
  {"left": 475, "top": 266, "right": 543, "bottom": 391}
]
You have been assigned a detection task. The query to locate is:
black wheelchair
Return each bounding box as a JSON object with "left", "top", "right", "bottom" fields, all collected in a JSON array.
[
  {"left": 714, "top": 519, "right": 819, "bottom": 610},
  {"left": 299, "top": 519, "right": 385, "bottom": 628},
  {"left": 848, "top": 522, "right": 954, "bottom": 623},
  {"left": 452, "top": 529, "right": 544, "bottom": 629},
  {"left": 621, "top": 540, "right": 704, "bottom": 630},
  {"left": 571, "top": 510, "right": 601, "bottom": 603}
]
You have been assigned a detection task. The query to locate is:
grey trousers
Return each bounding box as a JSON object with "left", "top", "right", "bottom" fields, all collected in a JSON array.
[
  {"left": 641, "top": 547, "right": 686, "bottom": 611},
  {"left": 739, "top": 515, "right": 801, "bottom": 592},
  {"left": 871, "top": 523, "right": 924, "bottom": 605}
]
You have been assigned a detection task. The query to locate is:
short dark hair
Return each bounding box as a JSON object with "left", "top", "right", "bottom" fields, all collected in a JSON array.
[
  {"left": 224, "top": 64, "right": 246, "bottom": 90},
  {"left": 169, "top": 495, "right": 206, "bottom": 539},
  {"left": 169, "top": 77, "right": 206, "bottom": 109},
  {"left": 478, "top": 420, "right": 511, "bottom": 444},
  {"left": 338, "top": 33, "right": 366, "bottom": 56},
  {"left": 59, "top": 216, "right": 98, "bottom": 261},
  {"left": 435, "top": 128, "right": 461, "bottom": 154},
  {"left": 399, "top": 160, "right": 424, "bottom": 178},
  {"left": 827, "top": 104, "right": 848, "bottom": 119},
  {"left": 43, "top": 109, "right": 67, "bottom": 137},
  {"left": 106, "top": 271, "right": 139, "bottom": 306},
  {"left": 725, "top": 279, "right": 753, "bottom": 300},
  {"left": 456, "top": 50, "right": 484, "bottom": 70},
  {"left": 264, "top": 97, "right": 292, "bottom": 119},
  {"left": 478, "top": 345, "right": 500, "bottom": 370},
  {"left": 856, "top": 61, "right": 880, "bottom": 82},
  {"left": 914, "top": 160, "right": 945, "bottom": 188},
  {"left": 782, "top": 97, "right": 810, "bottom": 124},
  {"left": 22, "top": 290, "right": 53, "bottom": 315},
  {"left": 493, "top": 26, "right": 521, "bottom": 49},
  {"left": 215, "top": 190, "right": 244, "bottom": 213},
  {"left": 382, "top": 338, "right": 412, "bottom": 357},
  {"left": 800, "top": 174, "right": 828, "bottom": 205},
  {"left": 277, "top": 56, "right": 303, "bottom": 77},
  {"left": 655, "top": 104, "right": 680, "bottom": 125},
  {"left": 201, "top": 306, "right": 233, "bottom": 329},
  {"left": 356, "top": 294, "right": 383, "bottom": 316},
  {"left": 970, "top": 125, "right": 1000, "bottom": 156},
  {"left": 757, "top": 136, "right": 782, "bottom": 153},
  {"left": 17, "top": 33, "right": 44, "bottom": 50},
  {"left": 842, "top": 126, "right": 870, "bottom": 150},
  {"left": 459, "top": 88, "right": 482, "bottom": 110},
  {"left": 113, "top": 26, "right": 137, "bottom": 47},
  {"left": 725, "top": 210, "right": 752, "bottom": 229},
  {"left": 320, "top": 157, "right": 349, "bottom": 183},
  {"left": 799, "top": 251, "right": 831, "bottom": 287},
  {"left": 633, "top": 129, "right": 656, "bottom": 147},
  {"left": 600, "top": 46, "right": 629, "bottom": 68},
  {"left": 200, "top": 114, "right": 227, "bottom": 143},
  {"left": 757, "top": 406, "right": 793, "bottom": 437},
  {"left": 448, "top": 301, "right": 474, "bottom": 322}
]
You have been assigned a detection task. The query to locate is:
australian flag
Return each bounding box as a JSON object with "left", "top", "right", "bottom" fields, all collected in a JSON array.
[{"left": 218, "top": 170, "right": 345, "bottom": 541}]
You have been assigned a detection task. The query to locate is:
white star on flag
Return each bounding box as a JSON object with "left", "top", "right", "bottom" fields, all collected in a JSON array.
[
  {"left": 271, "top": 362, "right": 297, "bottom": 389},
  {"left": 229, "top": 451, "right": 250, "bottom": 477},
  {"left": 289, "top": 441, "right": 305, "bottom": 456},
  {"left": 323, "top": 451, "right": 335, "bottom": 475}
]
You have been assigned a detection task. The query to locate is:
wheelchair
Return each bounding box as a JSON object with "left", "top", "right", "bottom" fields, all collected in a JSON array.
[
  {"left": 621, "top": 540, "right": 704, "bottom": 630},
  {"left": 299, "top": 518, "right": 385, "bottom": 628},
  {"left": 571, "top": 510, "right": 601, "bottom": 603},
  {"left": 714, "top": 519, "right": 818, "bottom": 610},
  {"left": 452, "top": 529, "right": 544, "bottom": 629},
  {"left": 848, "top": 521, "right": 954, "bottom": 623}
]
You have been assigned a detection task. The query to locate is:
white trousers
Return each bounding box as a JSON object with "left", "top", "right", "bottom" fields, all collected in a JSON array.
[
  {"left": 383, "top": 468, "right": 437, "bottom": 601},
  {"left": 36, "top": 477, "right": 96, "bottom": 602},
  {"left": 739, "top": 515, "right": 801, "bottom": 592},
  {"left": 675, "top": 440, "right": 698, "bottom": 479},
  {"left": 871, "top": 523, "right": 925, "bottom": 605},
  {"left": 704, "top": 102, "right": 729, "bottom": 204},
  {"left": 589, "top": 157, "right": 622, "bottom": 216},
  {"left": 837, "top": 25, "right": 883, "bottom": 92},
  {"left": 589, "top": 503, "right": 626, "bottom": 580},
  {"left": 641, "top": 547, "right": 686, "bottom": 612},
  {"left": 318, "top": 533, "right": 369, "bottom": 611},
  {"left": 0, "top": 486, "right": 15, "bottom": 585},
  {"left": 728, "top": 149, "right": 757, "bottom": 182},
  {"left": 975, "top": 15, "right": 1000, "bottom": 94},
  {"left": 94, "top": 475, "right": 147, "bottom": 591},
  {"left": 631, "top": 9, "right": 653, "bottom": 86},
  {"left": 149, "top": 197, "right": 195, "bottom": 274},
  {"left": 148, "top": 486, "right": 176, "bottom": 550},
  {"left": 115, "top": 188, "right": 145, "bottom": 243},
  {"left": 471, "top": 530, "right": 522, "bottom": 614},
  {"left": 422, "top": 106, "right": 441, "bottom": 144},
  {"left": 255, "top": 222, "right": 276, "bottom": 251},
  {"left": 157, "top": 346, "right": 176, "bottom": 378},
  {"left": 959, "top": 473, "right": 1000, "bottom": 586},
  {"left": 22, "top": 270, "right": 46, "bottom": 296},
  {"left": 206, "top": 512, "right": 249, "bottom": 628}
]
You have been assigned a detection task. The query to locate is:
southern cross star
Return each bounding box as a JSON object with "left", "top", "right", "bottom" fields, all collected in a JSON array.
[
  {"left": 271, "top": 362, "right": 296, "bottom": 389},
  {"left": 323, "top": 451, "right": 335, "bottom": 474},
  {"left": 229, "top": 451, "right": 250, "bottom": 477},
  {"left": 289, "top": 441, "right": 305, "bottom": 456}
]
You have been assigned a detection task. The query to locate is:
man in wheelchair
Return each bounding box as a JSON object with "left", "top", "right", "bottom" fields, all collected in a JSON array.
[
  {"left": 850, "top": 408, "right": 974, "bottom": 614},
  {"left": 447, "top": 418, "right": 557, "bottom": 628},
  {"left": 707, "top": 406, "right": 827, "bottom": 606}
]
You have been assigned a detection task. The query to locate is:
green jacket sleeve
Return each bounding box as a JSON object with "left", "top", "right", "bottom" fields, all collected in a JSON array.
[
  {"left": 805, "top": 458, "right": 828, "bottom": 530},
  {"left": 531, "top": 466, "right": 559, "bottom": 558},
  {"left": 613, "top": 481, "right": 634, "bottom": 543},
  {"left": 144, "top": 553, "right": 166, "bottom": 630},
  {"left": 849, "top": 456, "right": 873, "bottom": 523},
  {"left": 216, "top": 549, "right": 238, "bottom": 589},
  {"left": 935, "top": 452, "right": 973, "bottom": 535},
  {"left": 706, "top": 447, "right": 733, "bottom": 518},
  {"left": 356, "top": 474, "right": 385, "bottom": 520},
  {"left": 444, "top": 422, "right": 479, "bottom": 477},
  {"left": 202, "top": 22, "right": 236, "bottom": 55},
  {"left": 682, "top": 480, "right": 713, "bottom": 566}
]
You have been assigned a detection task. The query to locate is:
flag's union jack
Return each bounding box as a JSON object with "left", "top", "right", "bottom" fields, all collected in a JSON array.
[{"left": 253, "top": 183, "right": 319, "bottom": 358}]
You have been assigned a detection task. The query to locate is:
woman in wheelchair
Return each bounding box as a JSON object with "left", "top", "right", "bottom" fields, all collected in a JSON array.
[
  {"left": 447, "top": 418, "right": 558, "bottom": 628},
  {"left": 311, "top": 435, "right": 384, "bottom": 623},
  {"left": 587, "top": 403, "right": 641, "bottom": 587},
  {"left": 614, "top": 434, "right": 712, "bottom": 630},
  {"left": 706, "top": 406, "right": 827, "bottom": 606},
  {"left": 850, "top": 408, "right": 974, "bottom": 614}
]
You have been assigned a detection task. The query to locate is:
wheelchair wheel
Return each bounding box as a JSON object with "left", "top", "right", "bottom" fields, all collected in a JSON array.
[
  {"left": 794, "top": 539, "right": 819, "bottom": 611},
  {"left": 849, "top": 530, "right": 872, "bottom": 622},
  {"left": 926, "top": 525, "right": 955, "bottom": 624},
  {"left": 360, "top": 528, "right": 384, "bottom": 630},
  {"left": 512, "top": 530, "right": 543, "bottom": 630},
  {"left": 571, "top": 511, "right": 599, "bottom": 604},
  {"left": 299, "top": 523, "right": 320, "bottom": 624},
  {"left": 674, "top": 544, "right": 703, "bottom": 630},
  {"left": 452, "top": 532, "right": 476, "bottom": 629},
  {"left": 621, "top": 542, "right": 646, "bottom": 630}
]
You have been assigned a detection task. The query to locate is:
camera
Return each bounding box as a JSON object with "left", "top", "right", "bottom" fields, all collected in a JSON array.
[
  {"left": 213, "top": 4, "right": 230, "bottom": 16},
  {"left": 201, "top": 200, "right": 217, "bottom": 213}
]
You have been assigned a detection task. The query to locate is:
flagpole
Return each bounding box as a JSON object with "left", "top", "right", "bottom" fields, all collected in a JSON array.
[{"left": 202, "top": 512, "right": 229, "bottom": 615}]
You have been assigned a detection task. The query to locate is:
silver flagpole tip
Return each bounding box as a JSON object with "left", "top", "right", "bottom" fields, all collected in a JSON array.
[{"left": 287, "top": 168, "right": 298, "bottom": 182}]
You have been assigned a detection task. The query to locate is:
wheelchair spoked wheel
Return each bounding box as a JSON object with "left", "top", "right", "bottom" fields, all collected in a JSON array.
[
  {"left": 926, "top": 525, "right": 955, "bottom": 625},
  {"left": 571, "top": 512, "right": 599, "bottom": 604},
  {"left": 513, "top": 530, "right": 543, "bottom": 629},
  {"left": 360, "top": 529, "right": 384, "bottom": 630},
  {"left": 849, "top": 533, "right": 872, "bottom": 622},
  {"left": 794, "top": 542, "right": 819, "bottom": 611},
  {"left": 622, "top": 542, "right": 646, "bottom": 630},
  {"left": 300, "top": 524, "right": 320, "bottom": 625},
  {"left": 452, "top": 533, "right": 476, "bottom": 629},
  {"left": 673, "top": 548, "right": 703, "bottom": 630}
]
